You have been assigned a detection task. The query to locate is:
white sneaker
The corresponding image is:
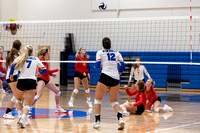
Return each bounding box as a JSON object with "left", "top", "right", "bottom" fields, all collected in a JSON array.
[
  {"left": 3, "top": 112, "right": 15, "bottom": 119},
  {"left": 17, "top": 117, "right": 26, "bottom": 128},
  {"left": 164, "top": 104, "right": 173, "bottom": 112},
  {"left": 93, "top": 121, "right": 101, "bottom": 129},
  {"left": 86, "top": 101, "right": 93, "bottom": 108},
  {"left": 0, "top": 89, "right": 6, "bottom": 94},
  {"left": 118, "top": 118, "right": 125, "bottom": 130},
  {"left": 121, "top": 111, "right": 130, "bottom": 117},
  {"left": 55, "top": 107, "right": 66, "bottom": 113},
  {"left": 68, "top": 101, "right": 74, "bottom": 107}
]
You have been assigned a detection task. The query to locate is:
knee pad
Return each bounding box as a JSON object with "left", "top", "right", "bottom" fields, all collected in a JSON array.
[
  {"left": 16, "top": 99, "right": 22, "bottom": 104},
  {"left": 24, "top": 105, "right": 31, "bottom": 110},
  {"left": 85, "top": 88, "right": 90, "bottom": 93},
  {"left": 73, "top": 89, "right": 79, "bottom": 94},
  {"left": 155, "top": 108, "right": 159, "bottom": 112},
  {"left": 35, "top": 95, "right": 40, "bottom": 100},
  {"left": 94, "top": 99, "right": 102, "bottom": 105},
  {"left": 111, "top": 101, "right": 119, "bottom": 108},
  {"left": 11, "top": 96, "right": 16, "bottom": 102},
  {"left": 56, "top": 92, "right": 61, "bottom": 96}
]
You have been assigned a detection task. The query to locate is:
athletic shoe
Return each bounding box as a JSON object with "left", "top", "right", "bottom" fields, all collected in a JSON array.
[
  {"left": 68, "top": 101, "right": 74, "bottom": 107},
  {"left": 55, "top": 107, "right": 66, "bottom": 113},
  {"left": 17, "top": 117, "right": 26, "bottom": 128},
  {"left": 86, "top": 101, "right": 93, "bottom": 108},
  {"left": 164, "top": 104, "right": 173, "bottom": 112},
  {"left": 118, "top": 118, "right": 125, "bottom": 130},
  {"left": 0, "top": 89, "right": 6, "bottom": 94},
  {"left": 93, "top": 121, "right": 101, "bottom": 129},
  {"left": 121, "top": 111, "right": 130, "bottom": 117},
  {"left": 3, "top": 112, "right": 15, "bottom": 119}
]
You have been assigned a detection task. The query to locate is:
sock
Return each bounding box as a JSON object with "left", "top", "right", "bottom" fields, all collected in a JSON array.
[
  {"left": 22, "top": 114, "right": 26, "bottom": 119},
  {"left": 117, "top": 112, "right": 123, "bottom": 120},
  {"left": 87, "top": 97, "right": 91, "bottom": 102},
  {"left": 18, "top": 110, "right": 23, "bottom": 117},
  {"left": 155, "top": 108, "right": 160, "bottom": 112},
  {"left": 70, "top": 97, "right": 74, "bottom": 102},
  {"left": 95, "top": 114, "right": 101, "bottom": 122},
  {"left": 56, "top": 104, "right": 60, "bottom": 109},
  {"left": 6, "top": 108, "right": 12, "bottom": 114}
]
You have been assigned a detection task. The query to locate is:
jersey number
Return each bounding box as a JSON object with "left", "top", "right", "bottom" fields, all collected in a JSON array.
[
  {"left": 26, "top": 60, "right": 32, "bottom": 68},
  {"left": 107, "top": 53, "right": 116, "bottom": 61}
]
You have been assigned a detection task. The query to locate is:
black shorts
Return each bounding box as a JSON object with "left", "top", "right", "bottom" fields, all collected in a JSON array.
[
  {"left": 74, "top": 71, "right": 87, "bottom": 80},
  {"left": 153, "top": 96, "right": 161, "bottom": 104},
  {"left": 99, "top": 73, "right": 119, "bottom": 87},
  {"left": 6, "top": 75, "right": 18, "bottom": 83},
  {"left": 17, "top": 79, "right": 37, "bottom": 91},
  {"left": 136, "top": 104, "right": 145, "bottom": 115},
  {"left": 133, "top": 78, "right": 145, "bottom": 84},
  {"left": 37, "top": 78, "right": 49, "bottom": 85}
]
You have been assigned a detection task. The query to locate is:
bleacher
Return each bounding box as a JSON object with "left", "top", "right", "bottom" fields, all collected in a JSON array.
[{"left": 66, "top": 52, "right": 200, "bottom": 89}]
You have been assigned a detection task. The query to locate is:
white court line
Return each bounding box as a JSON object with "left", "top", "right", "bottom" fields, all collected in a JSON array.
[
  {"left": 146, "top": 122, "right": 200, "bottom": 133},
  {"left": 0, "top": 125, "right": 72, "bottom": 133}
]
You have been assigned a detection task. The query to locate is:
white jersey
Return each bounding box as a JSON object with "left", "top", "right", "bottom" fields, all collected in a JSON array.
[
  {"left": 18, "top": 56, "right": 45, "bottom": 80},
  {"left": 96, "top": 49, "right": 123, "bottom": 80},
  {"left": 128, "top": 65, "right": 151, "bottom": 82}
]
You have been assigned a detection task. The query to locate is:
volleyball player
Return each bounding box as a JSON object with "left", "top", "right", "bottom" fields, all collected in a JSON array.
[
  {"left": 120, "top": 80, "right": 146, "bottom": 115},
  {"left": 0, "top": 46, "right": 6, "bottom": 94},
  {"left": 93, "top": 37, "right": 125, "bottom": 130},
  {"left": 68, "top": 48, "right": 92, "bottom": 108},
  {"left": 3, "top": 40, "right": 22, "bottom": 119},
  {"left": 9, "top": 45, "right": 47, "bottom": 128},
  {"left": 145, "top": 79, "right": 173, "bottom": 113},
  {"left": 31, "top": 47, "right": 66, "bottom": 112},
  {"left": 127, "top": 57, "right": 151, "bottom": 101}
]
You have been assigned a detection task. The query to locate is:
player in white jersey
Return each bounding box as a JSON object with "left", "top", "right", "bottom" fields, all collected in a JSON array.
[
  {"left": 3, "top": 40, "right": 22, "bottom": 119},
  {"left": 93, "top": 37, "right": 125, "bottom": 130},
  {"left": 9, "top": 45, "right": 47, "bottom": 128}
]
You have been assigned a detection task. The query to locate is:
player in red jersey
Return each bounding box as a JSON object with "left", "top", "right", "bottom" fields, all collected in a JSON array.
[
  {"left": 31, "top": 47, "right": 66, "bottom": 112},
  {"left": 0, "top": 46, "right": 6, "bottom": 94},
  {"left": 68, "top": 48, "right": 92, "bottom": 108},
  {"left": 120, "top": 80, "right": 146, "bottom": 115},
  {"left": 145, "top": 79, "right": 173, "bottom": 113}
]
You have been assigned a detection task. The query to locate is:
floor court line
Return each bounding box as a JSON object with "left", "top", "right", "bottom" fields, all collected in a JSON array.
[{"left": 146, "top": 122, "right": 200, "bottom": 133}]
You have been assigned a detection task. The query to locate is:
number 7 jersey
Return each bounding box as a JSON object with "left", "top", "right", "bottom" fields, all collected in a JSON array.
[
  {"left": 18, "top": 56, "right": 45, "bottom": 80},
  {"left": 96, "top": 49, "right": 123, "bottom": 80}
]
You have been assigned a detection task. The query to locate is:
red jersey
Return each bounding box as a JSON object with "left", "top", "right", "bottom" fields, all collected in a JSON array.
[
  {"left": 145, "top": 87, "right": 159, "bottom": 110},
  {"left": 39, "top": 57, "right": 58, "bottom": 81},
  {"left": 75, "top": 56, "right": 89, "bottom": 74},
  {"left": 125, "top": 89, "right": 146, "bottom": 107},
  {"left": 0, "top": 56, "right": 6, "bottom": 74}
]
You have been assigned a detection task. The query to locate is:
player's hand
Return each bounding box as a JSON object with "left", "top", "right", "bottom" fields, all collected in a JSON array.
[
  {"left": 57, "top": 67, "right": 61, "bottom": 71},
  {"left": 53, "top": 74, "right": 57, "bottom": 78},
  {"left": 10, "top": 75, "right": 14, "bottom": 81},
  {"left": 128, "top": 81, "right": 131, "bottom": 85},
  {"left": 87, "top": 73, "right": 90, "bottom": 80},
  {"left": 36, "top": 73, "right": 41, "bottom": 77},
  {"left": 124, "top": 85, "right": 128, "bottom": 89},
  {"left": 83, "top": 72, "right": 86, "bottom": 76},
  {"left": 119, "top": 72, "right": 122, "bottom": 75}
]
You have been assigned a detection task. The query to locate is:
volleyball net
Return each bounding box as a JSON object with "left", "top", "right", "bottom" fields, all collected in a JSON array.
[{"left": 0, "top": 16, "right": 200, "bottom": 90}]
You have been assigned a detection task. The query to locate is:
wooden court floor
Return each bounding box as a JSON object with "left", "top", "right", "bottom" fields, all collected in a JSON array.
[{"left": 0, "top": 86, "right": 200, "bottom": 133}]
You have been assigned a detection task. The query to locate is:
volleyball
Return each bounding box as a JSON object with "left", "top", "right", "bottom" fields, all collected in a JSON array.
[{"left": 99, "top": 2, "right": 107, "bottom": 10}]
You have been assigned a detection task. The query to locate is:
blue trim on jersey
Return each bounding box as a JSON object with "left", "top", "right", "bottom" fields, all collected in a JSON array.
[
  {"left": 95, "top": 61, "right": 101, "bottom": 68},
  {"left": 9, "top": 63, "right": 16, "bottom": 77},
  {"left": 40, "top": 68, "right": 47, "bottom": 75},
  {"left": 17, "top": 71, "right": 20, "bottom": 77},
  {"left": 119, "top": 61, "right": 125, "bottom": 73}
]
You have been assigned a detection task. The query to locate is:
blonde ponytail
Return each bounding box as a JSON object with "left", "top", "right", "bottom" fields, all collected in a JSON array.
[
  {"left": 37, "top": 47, "right": 48, "bottom": 59},
  {"left": 76, "top": 48, "right": 89, "bottom": 58},
  {"left": 15, "top": 45, "right": 33, "bottom": 69}
]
